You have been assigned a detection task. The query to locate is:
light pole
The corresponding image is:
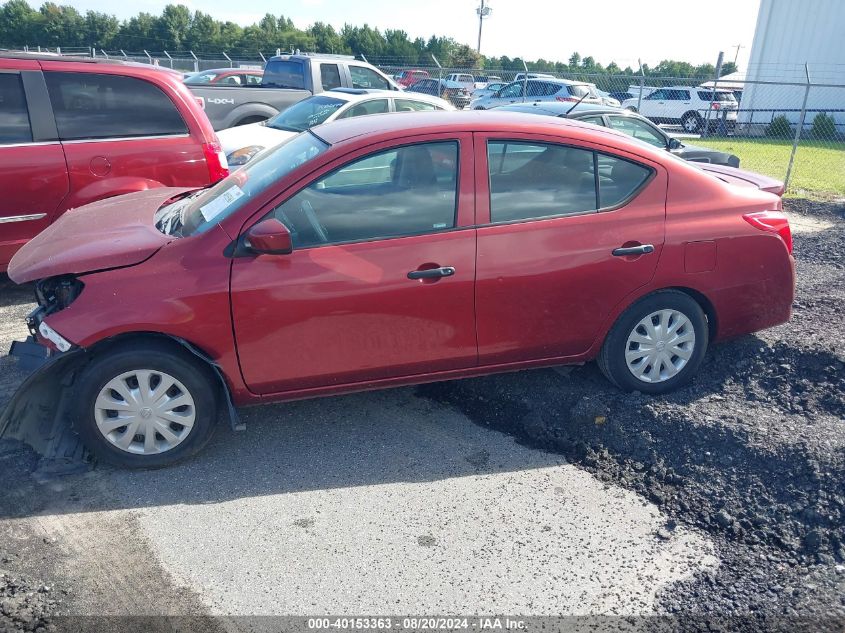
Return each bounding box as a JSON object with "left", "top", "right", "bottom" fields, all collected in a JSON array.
[{"left": 476, "top": 0, "right": 492, "bottom": 54}]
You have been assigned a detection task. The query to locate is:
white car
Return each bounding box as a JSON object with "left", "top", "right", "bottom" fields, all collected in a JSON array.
[
  {"left": 470, "top": 78, "right": 603, "bottom": 110},
  {"left": 218, "top": 88, "right": 455, "bottom": 166},
  {"left": 622, "top": 86, "right": 738, "bottom": 133}
]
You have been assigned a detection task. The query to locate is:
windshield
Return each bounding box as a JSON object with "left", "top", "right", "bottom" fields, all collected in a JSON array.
[
  {"left": 265, "top": 96, "right": 346, "bottom": 132},
  {"left": 155, "top": 132, "right": 328, "bottom": 237}
]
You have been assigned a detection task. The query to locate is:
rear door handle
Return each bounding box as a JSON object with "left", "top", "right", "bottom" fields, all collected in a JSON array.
[
  {"left": 408, "top": 266, "right": 456, "bottom": 280},
  {"left": 612, "top": 244, "right": 654, "bottom": 257}
]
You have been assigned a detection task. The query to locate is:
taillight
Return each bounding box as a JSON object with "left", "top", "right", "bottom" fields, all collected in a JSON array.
[
  {"left": 711, "top": 102, "right": 721, "bottom": 110},
  {"left": 202, "top": 141, "right": 229, "bottom": 182},
  {"left": 555, "top": 96, "right": 577, "bottom": 102},
  {"left": 743, "top": 211, "right": 793, "bottom": 254}
]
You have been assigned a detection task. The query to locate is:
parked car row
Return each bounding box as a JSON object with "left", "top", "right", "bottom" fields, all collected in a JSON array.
[
  {"left": 497, "top": 101, "right": 742, "bottom": 168},
  {"left": 186, "top": 53, "right": 401, "bottom": 130},
  {"left": 470, "top": 78, "right": 604, "bottom": 110},
  {"left": 218, "top": 88, "right": 454, "bottom": 166}
]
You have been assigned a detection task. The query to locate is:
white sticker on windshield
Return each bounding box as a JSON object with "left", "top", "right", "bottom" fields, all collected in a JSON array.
[{"left": 200, "top": 185, "right": 245, "bottom": 222}]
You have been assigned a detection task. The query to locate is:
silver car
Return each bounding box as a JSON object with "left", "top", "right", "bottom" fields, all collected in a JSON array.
[
  {"left": 470, "top": 78, "right": 603, "bottom": 110},
  {"left": 470, "top": 81, "right": 507, "bottom": 100}
]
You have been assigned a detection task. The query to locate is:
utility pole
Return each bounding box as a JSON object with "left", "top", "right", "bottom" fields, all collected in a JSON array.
[
  {"left": 732, "top": 43, "right": 744, "bottom": 66},
  {"left": 476, "top": 0, "right": 492, "bottom": 53}
]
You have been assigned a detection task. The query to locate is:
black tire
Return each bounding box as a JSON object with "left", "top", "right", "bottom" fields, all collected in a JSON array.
[
  {"left": 73, "top": 340, "right": 218, "bottom": 468},
  {"left": 474, "top": 106, "right": 485, "bottom": 110},
  {"left": 681, "top": 111, "right": 703, "bottom": 133},
  {"left": 597, "top": 290, "right": 708, "bottom": 394}
]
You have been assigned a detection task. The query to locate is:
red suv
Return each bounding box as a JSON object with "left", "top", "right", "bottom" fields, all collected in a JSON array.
[
  {"left": 0, "top": 54, "right": 228, "bottom": 271},
  {"left": 7, "top": 112, "right": 795, "bottom": 468}
]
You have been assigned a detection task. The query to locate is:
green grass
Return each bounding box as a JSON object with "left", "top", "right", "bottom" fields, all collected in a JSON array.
[{"left": 690, "top": 137, "right": 845, "bottom": 198}]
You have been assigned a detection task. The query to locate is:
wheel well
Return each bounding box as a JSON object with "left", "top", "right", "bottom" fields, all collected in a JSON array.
[
  {"left": 80, "top": 332, "right": 220, "bottom": 386},
  {"left": 235, "top": 115, "right": 268, "bottom": 126},
  {"left": 665, "top": 287, "right": 718, "bottom": 340}
]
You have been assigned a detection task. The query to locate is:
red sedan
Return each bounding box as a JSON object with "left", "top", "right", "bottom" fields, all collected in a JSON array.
[{"left": 7, "top": 112, "right": 795, "bottom": 468}]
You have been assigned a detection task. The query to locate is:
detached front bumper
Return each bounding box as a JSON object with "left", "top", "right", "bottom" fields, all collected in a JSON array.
[{"left": 9, "top": 336, "right": 52, "bottom": 374}]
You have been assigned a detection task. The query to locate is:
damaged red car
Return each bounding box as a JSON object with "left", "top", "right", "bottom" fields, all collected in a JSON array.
[{"left": 6, "top": 111, "right": 795, "bottom": 468}]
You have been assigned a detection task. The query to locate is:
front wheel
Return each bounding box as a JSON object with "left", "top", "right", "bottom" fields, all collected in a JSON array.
[
  {"left": 597, "top": 291, "right": 708, "bottom": 394},
  {"left": 73, "top": 341, "right": 218, "bottom": 468}
]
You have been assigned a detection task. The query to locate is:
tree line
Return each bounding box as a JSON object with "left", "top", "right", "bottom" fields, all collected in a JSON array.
[{"left": 0, "top": 0, "right": 738, "bottom": 78}]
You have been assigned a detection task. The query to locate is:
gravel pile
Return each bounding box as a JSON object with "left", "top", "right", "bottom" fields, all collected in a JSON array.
[
  {"left": 0, "top": 569, "right": 59, "bottom": 633},
  {"left": 419, "top": 198, "right": 845, "bottom": 630}
]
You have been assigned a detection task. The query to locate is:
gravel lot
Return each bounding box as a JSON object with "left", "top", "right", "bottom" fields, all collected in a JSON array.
[{"left": 0, "top": 197, "right": 842, "bottom": 631}]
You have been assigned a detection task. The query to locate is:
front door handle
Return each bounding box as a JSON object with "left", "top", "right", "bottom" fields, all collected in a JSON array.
[
  {"left": 408, "top": 266, "right": 456, "bottom": 280},
  {"left": 612, "top": 244, "right": 654, "bottom": 257}
]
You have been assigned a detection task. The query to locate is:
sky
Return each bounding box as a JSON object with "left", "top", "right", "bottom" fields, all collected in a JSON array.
[{"left": 56, "top": 0, "right": 763, "bottom": 68}]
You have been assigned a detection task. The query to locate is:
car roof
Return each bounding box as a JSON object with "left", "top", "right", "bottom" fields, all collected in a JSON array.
[
  {"left": 0, "top": 52, "right": 183, "bottom": 77},
  {"left": 0, "top": 51, "right": 130, "bottom": 64},
  {"left": 316, "top": 89, "right": 452, "bottom": 108},
  {"left": 312, "top": 110, "right": 665, "bottom": 159},
  {"left": 197, "top": 67, "right": 262, "bottom": 74},
  {"left": 496, "top": 102, "right": 625, "bottom": 117},
  {"left": 268, "top": 53, "right": 356, "bottom": 62}
]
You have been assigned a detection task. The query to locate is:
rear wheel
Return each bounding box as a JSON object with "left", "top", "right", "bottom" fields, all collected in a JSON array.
[
  {"left": 681, "top": 111, "right": 703, "bottom": 133},
  {"left": 598, "top": 291, "right": 708, "bottom": 394},
  {"left": 73, "top": 341, "right": 218, "bottom": 468}
]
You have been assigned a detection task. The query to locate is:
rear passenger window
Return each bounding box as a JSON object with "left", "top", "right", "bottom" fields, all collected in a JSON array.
[
  {"left": 596, "top": 154, "right": 652, "bottom": 207},
  {"left": 338, "top": 99, "right": 389, "bottom": 118},
  {"left": 487, "top": 141, "right": 653, "bottom": 222},
  {"left": 45, "top": 72, "right": 187, "bottom": 140},
  {"left": 487, "top": 141, "right": 597, "bottom": 222},
  {"left": 270, "top": 141, "right": 459, "bottom": 248},
  {"left": 395, "top": 99, "right": 437, "bottom": 112},
  {"left": 320, "top": 64, "right": 341, "bottom": 90},
  {"left": 0, "top": 74, "right": 32, "bottom": 143}
]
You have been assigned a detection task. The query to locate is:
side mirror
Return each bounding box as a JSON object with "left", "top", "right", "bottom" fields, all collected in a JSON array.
[
  {"left": 244, "top": 218, "right": 292, "bottom": 255},
  {"left": 668, "top": 137, "right": 683, "bottom": 150}
]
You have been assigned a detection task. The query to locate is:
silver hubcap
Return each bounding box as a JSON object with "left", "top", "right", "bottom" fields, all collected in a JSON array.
[
  {"left": 625, "top": 309, "right": 696, "bottom": 384},
  {"left": 94, "top": 369, "right": 195, "bottom": 455},
  {"left": 684, "top": 117, "right": 698, "bottom": 132}
]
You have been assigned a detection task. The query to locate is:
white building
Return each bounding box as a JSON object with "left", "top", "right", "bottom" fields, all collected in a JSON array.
[{"left": 739, "top": 0, "right": 845, "bottom": 134}]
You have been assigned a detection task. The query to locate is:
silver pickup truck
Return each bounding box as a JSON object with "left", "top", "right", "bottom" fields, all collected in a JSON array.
[{"left": 188, "top": 53, "right": 401, "bottom": 130}]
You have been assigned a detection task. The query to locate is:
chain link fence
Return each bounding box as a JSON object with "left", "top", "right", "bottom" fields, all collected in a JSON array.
[{"left": 11, "top": 46, "right": 845, "bottom": 198}]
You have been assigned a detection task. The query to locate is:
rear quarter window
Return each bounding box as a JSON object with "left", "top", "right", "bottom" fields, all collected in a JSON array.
[
  {"left": 45, "top": 72, "right": 187, "bottom": 141},
  {"left": 262, "top": 60, "right": 305, "bottom": 89},
  {"left": 0, "top": 73, "right": 32, "bottom": 144}
]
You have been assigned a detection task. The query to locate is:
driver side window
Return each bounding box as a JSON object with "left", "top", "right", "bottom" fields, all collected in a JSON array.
[{"left": 269, "top": 141, "right": 459, "bottom": 248}]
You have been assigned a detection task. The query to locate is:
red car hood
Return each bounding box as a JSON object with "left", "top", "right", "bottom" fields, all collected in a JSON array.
[
  {"left": 7, "top": 188, "right": 195, "bottom": 284},
  {"left": 697, "top": 163, "right": 785, "bottom": 197}
]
